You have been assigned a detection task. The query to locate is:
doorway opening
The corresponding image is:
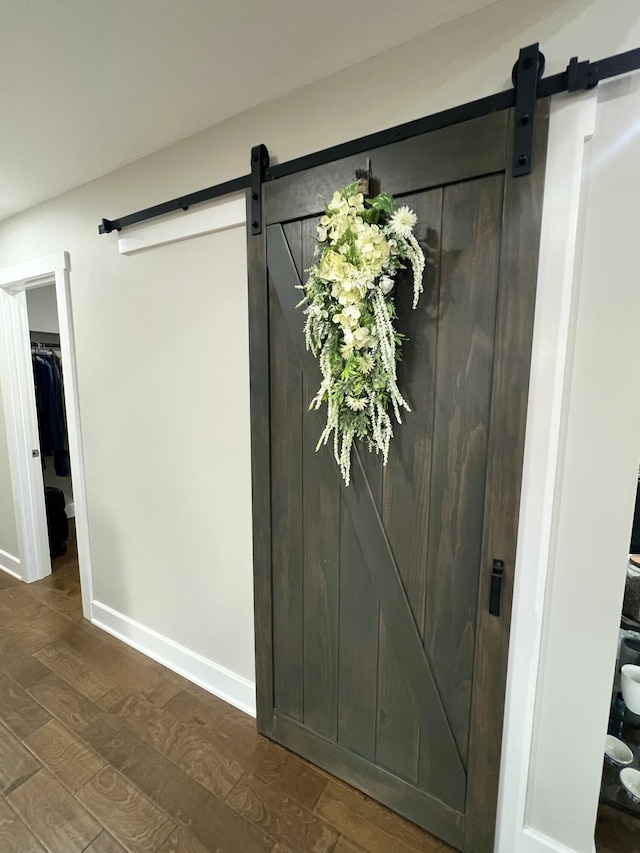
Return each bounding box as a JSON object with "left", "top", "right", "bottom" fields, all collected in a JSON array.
[
  {"left": 596, "top": 469, "right": 640, "bottom": 852},
  {"left": 0, "top": 252, "right": 93, "bottom": 617}
]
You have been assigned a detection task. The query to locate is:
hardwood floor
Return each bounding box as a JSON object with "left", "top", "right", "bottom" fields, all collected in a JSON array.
[
  {"left": 0, "top": 526, "right": 455, "bottom": 853},
  {"left": 595, "top": 802, "right": 640, "bottom": 852}
]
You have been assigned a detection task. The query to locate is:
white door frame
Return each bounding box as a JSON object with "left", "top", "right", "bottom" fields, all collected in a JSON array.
[{"left": 0, "top": 251, "right": 93, "bottom": 615}]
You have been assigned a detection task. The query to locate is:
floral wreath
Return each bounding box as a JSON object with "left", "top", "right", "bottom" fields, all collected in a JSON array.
[{"left": 299, "top": 181, "right": 425, "bottom": 485}]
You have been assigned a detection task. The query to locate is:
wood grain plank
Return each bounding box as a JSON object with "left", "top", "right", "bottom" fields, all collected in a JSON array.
[
  {"left": 54, "top": 626, "right": 176, "bottom": 701},
  {"left": 98, "top": 728, "right": 275, "bottom": 852},
  {"left": 0, "top": 795, "right": 46, "bottom": 852},
  {"left": 27, "top": 673, "right": 120, "bottom": 752},
  {"left": 100, "top": 686, "right": 243, "bottom": 798},
  {"left": 463, "top": 102, "right": 549, "bottom": 853},
  {"left": 253, "top": 750, "right": 329, "bottom": 813},
  {"left": 271, "top": 221, "right": 304, "bottom": 723},
  {"left": 1, "top": 655, "right": 50, "bottom": 689},
  {"left": 375, "top": 614, "right": 419, "bottom": 784},
  {"left": 7, "top": 768, "right": 102, "bottom": 853},
  {"left": 422, "top": 173, "right": 504, "bottom": 777},
  {"left": 83, "top": 830, "right": 129, "bottom": 853},
  {"left": 300, "top": 217, "right": 340, "bottom": 742},
  {"left": 23, "top": 718, "right": 106, "bottom": 793},
  {"left": 315, "top": 780, "right": 444, "bottom": 853},
  {"left": 334, "top": 837, "right": 369, "bottom": 853},
  {"left": 77, "top": 767, "right": 175, "bottom": 853},
  {"left": 271, "top": 714, "right": 463, "bottom": 850},
  {"left": 247, "top": 187, "right": 275, "bottom": 731},
  {"left": 0, "top": 721, "right": 41, "bottom": 795},
  {"left": 0, "top": 571, "right": 19, "bottom": 589},
  {"left": 34, "top": 640, "right": 114, "bottom": 701},
  {"left": 28, "top": 582, "right": 82, "bottom": 619},
  {"left": 227, "top": 773, "right": 339, "bottom": 852},
  {"left": 0, "top": 672, "right": 51, "bottom": 739},
  {"left": 266, "top": 111, "right": 509, "bottom": 225},
  {"left": 157, "top": 826, "right": 211, "bottom": 853},
  {"left": 164, "top": 689, "right": 329, "bottom": 810},
  {"left": 382, "top": 187, "right": 442, "bottom": 629},
  {"left": 337, "top": 498, "right": 379, "bottom": 763}
]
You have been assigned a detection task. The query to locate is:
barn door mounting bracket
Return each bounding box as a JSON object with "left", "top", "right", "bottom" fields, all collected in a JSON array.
[
  {"left": 511, "top": 43, "right": 545, "bottom": 178},
  {"left": 251, "top": 144, "right": 270, "bottom": 235}
]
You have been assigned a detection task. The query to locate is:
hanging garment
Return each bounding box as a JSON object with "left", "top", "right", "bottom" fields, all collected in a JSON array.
[{"left": 32, "top": 350, "right": 70, "bottom": 476}]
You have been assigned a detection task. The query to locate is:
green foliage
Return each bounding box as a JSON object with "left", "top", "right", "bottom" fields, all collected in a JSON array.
[{"left": 300, "top": 182, "right": 425, "bottom": 485}]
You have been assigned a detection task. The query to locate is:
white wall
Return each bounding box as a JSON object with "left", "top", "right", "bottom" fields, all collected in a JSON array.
[
  {"left": 0, "top": 376, "right": 20, "bottom": 565},
  {"left": 0, "top": 0, "right": 638, "bottom": 847},
  {"left": 26, "top": 284, "right": 59, "bottom": 334}
]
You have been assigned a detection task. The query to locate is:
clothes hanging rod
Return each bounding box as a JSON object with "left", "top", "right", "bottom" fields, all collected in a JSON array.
[{"left": 98, "top": 44, "right": 640, "bottom": 236}]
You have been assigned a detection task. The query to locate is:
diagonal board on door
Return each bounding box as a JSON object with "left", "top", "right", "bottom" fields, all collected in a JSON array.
[
  {"left": 268, "top": 222, "right": 467, "bottom": 810},
  {"left": 249, "top": 104, "right": 549, "bottom": 853}
]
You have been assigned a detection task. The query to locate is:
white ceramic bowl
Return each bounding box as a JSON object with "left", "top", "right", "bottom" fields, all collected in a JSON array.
[
  {"left": 604, "top": 735, "right": 633, "bottom": 766},
  {"left": 621, "top": 664, "right": 640, "bottom": 714},
  {"left": 620, "top": 767, "right": 640, "bottom": 804}
]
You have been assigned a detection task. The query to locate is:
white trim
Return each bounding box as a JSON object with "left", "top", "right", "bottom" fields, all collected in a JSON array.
[
  {"left": 0, "top": 252, "right": 93, "bottom": 612},
  {"left": 91, "top": 600, "right": 257, "bottom": 717},
  {"left": 55, "top": 263, "right": 94, "bottom": 616},
  {"left": 495, "top": 91, "right": 598, "bottom": 852},
  {"left": 118, "top": 194, "right": 246, "bottom": 255},
  {"left": 0, "top": 559, "right": 22, "bottom": 580},
  {"left": 520, "top": 827, "right": 596, "bottom": 853},
  {"left": 0, "top": 289, "right": 50, "bottom": 582},
  {"left": 0, "top": 547, "right": 20, "bottom": 565},
  {"left": 0, "top": 252, "right": 67, "bottom": 287}
]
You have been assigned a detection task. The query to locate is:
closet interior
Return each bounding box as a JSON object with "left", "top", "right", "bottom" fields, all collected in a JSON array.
[
  {"left": 27, "top": 285, "right": 72, "bottom": 558},
  {"left": 596, "top": 470, "right": 640, "bottom": 852}
]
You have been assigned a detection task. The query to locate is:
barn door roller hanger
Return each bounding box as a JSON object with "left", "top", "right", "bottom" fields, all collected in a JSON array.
[{"left": 98, "top": 43, "right": 640, "bottom": 235}]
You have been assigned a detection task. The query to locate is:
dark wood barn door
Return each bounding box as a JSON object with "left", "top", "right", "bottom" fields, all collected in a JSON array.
[{"left": 248, "top": 105, "right": 548, "bottom": 853}]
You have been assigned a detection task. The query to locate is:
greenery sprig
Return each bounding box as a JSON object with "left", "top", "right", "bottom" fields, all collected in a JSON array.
[{"left": 299, "top": 182, "right": 425, "bottom": 485}]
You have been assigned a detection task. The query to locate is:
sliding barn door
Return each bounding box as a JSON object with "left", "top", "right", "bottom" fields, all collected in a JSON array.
[{"left": 248, "top": 104, "right": 548, "bottom": 853}]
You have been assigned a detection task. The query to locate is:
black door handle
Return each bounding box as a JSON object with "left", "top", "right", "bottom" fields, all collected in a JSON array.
[{"left": 489, "top": 560, "right": 505, "bottom": 617}]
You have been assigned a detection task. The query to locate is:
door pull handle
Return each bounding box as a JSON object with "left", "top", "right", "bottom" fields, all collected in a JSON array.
[{"left": 489, "top": 560, "right": 505, "bottom": 617}]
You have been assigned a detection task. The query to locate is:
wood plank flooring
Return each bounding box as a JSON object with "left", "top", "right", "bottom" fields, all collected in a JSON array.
[{"left": 0, "top": 525, "right": 455, "bottom": 853}]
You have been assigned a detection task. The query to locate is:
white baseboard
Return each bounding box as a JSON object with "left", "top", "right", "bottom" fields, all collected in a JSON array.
[
  {"left": 0, "top": 548, "right": 22, "bottom": 580},
  {"left": 91, "top": 600, "right": 256, "bottom": 717},
  {"left": 522, "top": 827, "right": 596, "bottom": 853}
]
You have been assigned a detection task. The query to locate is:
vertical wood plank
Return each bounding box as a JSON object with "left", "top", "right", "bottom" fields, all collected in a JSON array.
[
  {"left": 382, "top": 187, "right": 443, "bottom": 629},
  {"left": 375, "top": 612, "right": 419, "bottom": 784},
  {"left": 270, "top": 222, "right": 304, "bottom": 722},
  {"left": 337, "top": 505, "right": 378, "bottom": 761},
  {"left": 375, "top": 188, "right": 442, "bottom": 786},
  {"left": 246, "top": 190, "right": 274, "bottom": 733},
  {"left": 464, "top": 102, "right": 549, "bottom": 853},
  {"left": 300, "top": 217, "right": 340, "bottom": 740},
  {"left": 422, "top": 174, "right": 504, "bottom": 777}
]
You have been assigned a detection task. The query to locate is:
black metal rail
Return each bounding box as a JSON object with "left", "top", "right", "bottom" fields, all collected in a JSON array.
[{"left": 98, "top": 45, "right": 640, "bottom": 235}]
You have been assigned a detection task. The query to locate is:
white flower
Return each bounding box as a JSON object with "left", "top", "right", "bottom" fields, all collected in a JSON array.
[
  {"left": 389, "top": 206, "right": 417, "bottom": 239},
  {"left": 360, "top": 353, "right": 374, "bottom": 373},
  {"left": 301, "top": 183, "right": 425, "bottom": 487},
  {"left": 380, "top": 275, "right": 395, "bottom": 295},
  {"left": 353, "top": 326, "right": 373, "bottom": 349},
  {"left": 346, "top": 396, "right": 367, "bottom": 411}
]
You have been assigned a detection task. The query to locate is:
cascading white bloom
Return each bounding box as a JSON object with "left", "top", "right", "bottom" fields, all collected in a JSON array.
[{"left": 300, "top": 181, "right": 425, "bottom": 485}]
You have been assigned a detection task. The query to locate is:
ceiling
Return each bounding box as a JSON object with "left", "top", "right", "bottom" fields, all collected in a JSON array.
[{"left": 0, "top": 0, "right": 499, "bottom": 223}]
